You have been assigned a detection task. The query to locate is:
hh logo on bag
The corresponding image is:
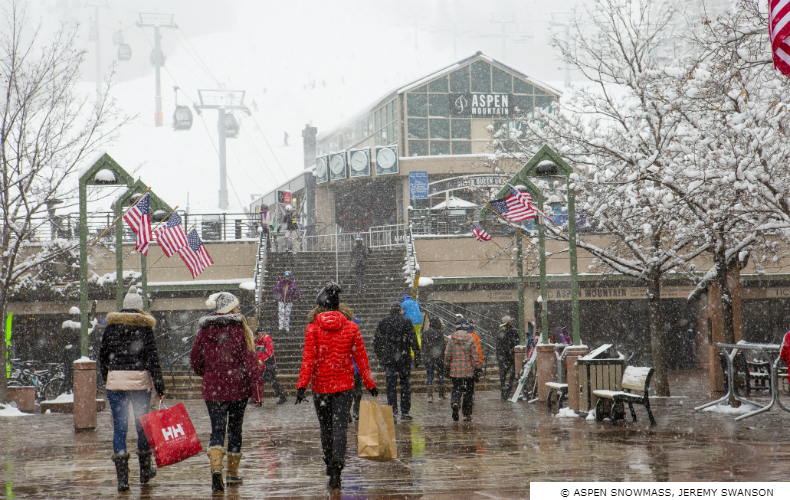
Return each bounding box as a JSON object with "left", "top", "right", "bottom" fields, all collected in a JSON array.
[{"left": 162, "top": 424, "right": 186, "bottom": 442}]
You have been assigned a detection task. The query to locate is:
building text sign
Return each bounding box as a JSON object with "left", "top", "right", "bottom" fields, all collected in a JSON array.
[
  {"left": 450, "top": 93, "right": 513, "bottom": 117},
  {"left": 429, "top": 174, "right": 506, "bottom": 197},
  {"left": 409, "top": 171, "right": 429, "bottom": 200},
  {"left": 545, "top": 286, "right": 696, "bottom": 301}
]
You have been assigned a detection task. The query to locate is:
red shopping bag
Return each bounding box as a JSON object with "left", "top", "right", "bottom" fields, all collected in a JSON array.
[{"left": 139, "top": 402, "right": 203, "bottom": 467}]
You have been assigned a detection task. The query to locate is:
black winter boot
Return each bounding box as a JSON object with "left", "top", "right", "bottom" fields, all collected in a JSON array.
[
  {"left": 111, "top": 452, "right": 130, "bottom": 492},
  {"left": 138, "top": 450, "right": 156, "bottom": 484},
  {"left": 328, "top": 465, "right": 342, "bottom": 490}
]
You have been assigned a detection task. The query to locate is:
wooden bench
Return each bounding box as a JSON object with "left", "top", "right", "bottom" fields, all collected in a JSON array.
[
  {"left": 593, "top": 366, "right": 656, "bottom": 426},
  {"left": 546, "top": 382, "right": 568, "bottom": 411}
]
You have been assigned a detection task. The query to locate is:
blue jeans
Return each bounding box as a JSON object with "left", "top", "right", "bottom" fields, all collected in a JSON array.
[
  {"left": 106, "top": 390, "right": 153, "bottom": 454},
  {"left": 384, "top": 362, "right": 411, "bottom": 415},
  {"left": 425, "top": 362, "right": 444, "bottom": 386}
]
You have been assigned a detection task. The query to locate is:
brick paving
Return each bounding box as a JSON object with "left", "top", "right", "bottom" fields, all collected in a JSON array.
[{"left": 1, "top": 370, "right": 789, "bottom": 499}]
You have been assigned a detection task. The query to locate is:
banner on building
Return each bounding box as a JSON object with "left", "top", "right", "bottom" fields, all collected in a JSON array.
[
  {"left": 409, "top": 171, "right": 429, "bottom": 199},
  {"left": 277, "top": 190, "right": 292, "bottom": 204}
]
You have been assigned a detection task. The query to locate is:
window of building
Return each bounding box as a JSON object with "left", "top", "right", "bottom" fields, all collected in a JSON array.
[
  {"left": 492, "top": 67, "right": 512, "bottom": 93},
  {"left": 428, "top": 94, "right": 449, "bottom": 117},
  {"left": 535, "top": 96, "right": 554, "bottom": 113},
  {"left": 449, "top": 67, "right": 470, "bottom": 93},
  {"left": 451, "top": 119, "right": 471, "bottom": 139},
  {"left": 470, "top": 60, "right": 491, "bottom": 93},
  {"left": 408, "top": 118, "right": 428, "bottom": 139},
  {"left": 409, "top": 140, "right": 429, "bottom": 156},
  {"left": 430, "top": 141, "right": 451, "bottom": 155},
  {"left": 428, "top": 76, "right": 448, "bottom": 93},
  {"left": 407, "top": 93, "right": 428, "bottom": 117},
  {"left": 429, "top": 119, "right": 450, "bottom": 139},
  {"left": 452, "top": 141, "right": 471, "bottom": 154},
  {"left": 514, "top": 95, "right": 534, "bottom": 116},
  {"left": 514, "top": 77, "right": 534, "bottom": 95}
]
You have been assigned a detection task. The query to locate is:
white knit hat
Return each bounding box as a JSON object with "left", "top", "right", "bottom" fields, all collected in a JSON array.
[
  {"left": 123, "top": 286, "right": 144, "bottom": 310},
  {"left": 206, "top": 292, "right": 239, "bottom": 314}
]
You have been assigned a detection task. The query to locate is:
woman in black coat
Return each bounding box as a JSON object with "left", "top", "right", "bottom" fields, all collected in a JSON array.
[
  {"left": 421, "top": 317, "right": 447, "bottom": 401},
  {"left": 99, "top": 286, "right": 165, "bottom": 492}
]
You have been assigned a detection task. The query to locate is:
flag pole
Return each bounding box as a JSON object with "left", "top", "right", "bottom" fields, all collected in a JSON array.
[
  {"left": 483, "top": 200, "right": 538, "bottom": 251},
  {"left": 90, "top": 187, "right": 152, "bottom": 246},
  {"left": 467, "top": 217, "right": 506, "bottom": 252},
  {"left": 147, "top": 223, "right": 197, "bottom": 271}
]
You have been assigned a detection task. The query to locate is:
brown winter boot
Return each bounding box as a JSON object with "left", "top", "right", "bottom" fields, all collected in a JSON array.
[
  {"left": 438, "top": 385, "right": 446, "bottom": 400},
  {"left": 427, "top": 385, "right": 434, "bottom": 402},
  {"left": 226, "top": 452, "right": 242, "bottom": 485},
  {"left": 207, "top": 446, "right": 225, "bottom": 492}
]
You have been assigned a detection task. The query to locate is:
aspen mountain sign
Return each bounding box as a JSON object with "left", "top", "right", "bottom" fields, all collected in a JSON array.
[{"left": 450, "top": 93, "right": 513, "bottom": 116}]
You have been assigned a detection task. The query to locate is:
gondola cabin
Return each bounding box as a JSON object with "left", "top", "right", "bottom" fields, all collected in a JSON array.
[
  {"left": 173, "top": 105, "right": 193, "bottom": 131},
  {"left": 118, "top": 44, "right": 132, "bottom": 61}
]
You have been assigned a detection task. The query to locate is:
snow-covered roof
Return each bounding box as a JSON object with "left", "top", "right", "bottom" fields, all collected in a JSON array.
[{"left": 431, "top": 197, "right": 478, "bottom": 209}]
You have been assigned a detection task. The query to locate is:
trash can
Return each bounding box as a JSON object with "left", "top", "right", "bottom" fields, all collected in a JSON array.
[{"left": 577, "top": 344, "right": 625, "bottom": 415}]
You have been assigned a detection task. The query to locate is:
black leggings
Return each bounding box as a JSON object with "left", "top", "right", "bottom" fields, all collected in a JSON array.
[
  {"left": 206, "top": 399, "right": 248, "bottom": 453},
  {"left": 313, "top": 390, "right": 353, "bottom": 470}
]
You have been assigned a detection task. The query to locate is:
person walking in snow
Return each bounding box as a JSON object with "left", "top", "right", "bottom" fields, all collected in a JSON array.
[
  {"left": 272, "top": 271, "right": 302, "bottom": 332},
  {"left": 444, "top": 316, "right": 482, "bottom": 422},
  {"left": 280, "top": 204, "right": 299, "bottom": 254},
  {"left": 191, "top": 292, "right": 263, "bottom": 492},
  {"left": 496, "top": 316, "right": 520, "bottom": 400},
  {"left": 349, "top": 237, "right": 372, "bottom": 292},
  {"left": 374, "top": 301, "right": 421, "bottom": 420},
  {"left": 421, "top": 316, "right": 447, "bottom": 402},
  {"left": 259, "top": 204, "right": 271, "bottom": 251},
  {"left": 295, "top": 282, "right": 378, "bottom": 491},
  {"left": 400, "top": 294, "right": 424, "bottom": 349},
  {"left": 254, "top": 327, "right": 288, "bottom": 404},
  {"left": 99, "top": 286, "right": 165, "bottom": 492}
]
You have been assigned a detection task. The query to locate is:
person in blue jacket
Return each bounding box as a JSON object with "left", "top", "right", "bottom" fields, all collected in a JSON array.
[{"left": 400, "top": 294, "right": 423, "bottom": 351}]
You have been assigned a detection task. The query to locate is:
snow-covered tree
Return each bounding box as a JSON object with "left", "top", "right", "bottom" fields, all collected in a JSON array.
[
  {"left": 490, "top": 0, "right": 718, "bottom": 396},
  {"left": 0, "top": 2, "right": 128, "bottom": 403}
]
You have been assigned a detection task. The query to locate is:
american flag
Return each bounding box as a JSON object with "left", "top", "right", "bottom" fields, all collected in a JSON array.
[
  {"left": 154, "top": 213, "right": 189, "bottom": 257},
  {"left": 177, "top": 229, "right": 214, "bottom": 278},
  {"left": 770, "top": 0, "right": 790, "bottom": 77},
  {"left": 489, "top": 186, "right": 536, "bottom": 222},
  {"left": 471, "top": 223, "right": 492, "bottom": 242},
  {"left": 123, "top": 193, "right": 152, "bottom": 255}
]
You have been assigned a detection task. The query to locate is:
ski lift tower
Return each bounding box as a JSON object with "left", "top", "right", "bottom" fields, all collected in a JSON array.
[
  {"left": 194, "top": 89, "right": 251, "bottom": 210},
  {"left": 137, "top": 13, "right": 178, "bottom": 126}
]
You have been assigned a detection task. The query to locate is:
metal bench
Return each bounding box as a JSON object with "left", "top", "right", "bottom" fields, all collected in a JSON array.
[{"left": 593, "top": 366, "right": 656, "bottom": 426}]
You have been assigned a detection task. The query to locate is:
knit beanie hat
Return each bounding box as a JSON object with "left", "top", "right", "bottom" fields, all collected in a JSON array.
[
  {"left": 455, "top": 314, "right": 469, "bottom": 331},
  {"left": 206, "top": 292, "right": 239, "bottom": 314},
  {"left": 123, "top": 286, "right": 144, "bottom": 310},
  {"left": 316, "top": 282, "right": 342, "bottom": 310}
]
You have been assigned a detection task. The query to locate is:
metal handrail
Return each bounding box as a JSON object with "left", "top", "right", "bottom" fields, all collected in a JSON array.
[
  {"left": 405, "top": 224, "right": 419, "bottom": 289},
  {"left": 301, "top": 224, "right": 408, "bottom": 252},
  {"left": 253, "top": 228, "right": 269, "bottom": 305}
]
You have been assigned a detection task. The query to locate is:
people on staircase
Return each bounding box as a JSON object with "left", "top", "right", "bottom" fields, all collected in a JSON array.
[
  {"left": 444, "top": 316, "right": 482, "bottom": 422},
  {"left": 272, "top": 271, "right": 302, "bottom": 332},
  {"left": 400, "top": 294, "right": 424, "bottom": 350},
  {"left": 254, "top": 328, "right": 288, "bottom": 405},
  {"left": 497, "top": 316, "right": 521, "bottom": 400},
  {"left": 349, "top": 237, "right": 372, "bottom": 293},
  {"left": 295, "top": 282, "right": 378, "bottom": 491},
  {"left": 99, "top": 286, "right": 165, "bottom": 492},
  {"left": 280, "top": 204, "right": 299, "bottom": 254},
  {"left": 421, "top": 316, "right": 447, "bottom": 402},
  {"left": 374, "top": 301, "right": 421, "bottom": 420},
  {"left": 190, "top": 292, "right": 263, "bottom": 492},
  {"left": 259, "top": 204, "right": 271, "bottom": 251}
]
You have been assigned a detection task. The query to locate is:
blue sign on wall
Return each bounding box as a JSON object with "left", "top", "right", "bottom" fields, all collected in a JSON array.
[{"left": 409, "top": 171, "right": 429, "bottom": 200}]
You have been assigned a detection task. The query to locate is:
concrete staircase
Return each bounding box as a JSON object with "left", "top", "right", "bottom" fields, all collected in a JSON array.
[{"left": 165, "top": 247, "right": 476, "bottom": 400}]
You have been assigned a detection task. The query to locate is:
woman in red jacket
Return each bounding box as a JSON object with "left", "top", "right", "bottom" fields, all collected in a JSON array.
[
  {"left": 295, "top": 282, "right": 378, "bottom": 491},
  {"left": 191, "top": 292, "right": 263, "bottom": 493}
]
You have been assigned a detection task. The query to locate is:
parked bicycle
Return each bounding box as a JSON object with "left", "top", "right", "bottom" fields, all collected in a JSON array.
[{"left": 7, "top": 359, "right": 66, "bottom": 402}]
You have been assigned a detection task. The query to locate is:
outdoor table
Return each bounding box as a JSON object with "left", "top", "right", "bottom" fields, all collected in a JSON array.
[{"left": 694, "top": 342, "right": 786, "bottom": 421}]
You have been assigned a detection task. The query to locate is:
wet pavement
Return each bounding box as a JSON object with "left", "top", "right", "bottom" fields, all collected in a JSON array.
[{"left": 1, "top": 370, "right": 789, "bottom": 499}]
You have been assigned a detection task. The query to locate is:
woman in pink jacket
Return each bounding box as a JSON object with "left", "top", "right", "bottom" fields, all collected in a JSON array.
[{"left": 295, "top": 282, "right": 378, "bottom": 491}]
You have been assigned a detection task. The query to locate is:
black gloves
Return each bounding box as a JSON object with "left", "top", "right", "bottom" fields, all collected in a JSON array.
[
  {"left": 369, "top": 387, "right": 379, "bottom": 398},
  {"left": 414, "top": 355, "right": 421, "bottom": 369},
  {"left": 295, "top": 388, "right": 306, "bottom": 405}
]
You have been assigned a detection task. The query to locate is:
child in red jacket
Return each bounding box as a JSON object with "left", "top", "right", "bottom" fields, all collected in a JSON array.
[{"left": 254, "top": 328, "right": 288, "bottom": 405}]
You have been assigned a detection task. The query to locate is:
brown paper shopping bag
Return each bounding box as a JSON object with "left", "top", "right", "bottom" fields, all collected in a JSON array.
[{"left": 357, "top": 399, "right": 397, "bottom": 461}]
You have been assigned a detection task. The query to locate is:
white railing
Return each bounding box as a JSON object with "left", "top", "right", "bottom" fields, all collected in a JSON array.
[
  {"left": 405, "top": 224, "right": 419, "bottom": 288},
  {"left": 301, "top": 224, "right": 407, "bottom": 252}
]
